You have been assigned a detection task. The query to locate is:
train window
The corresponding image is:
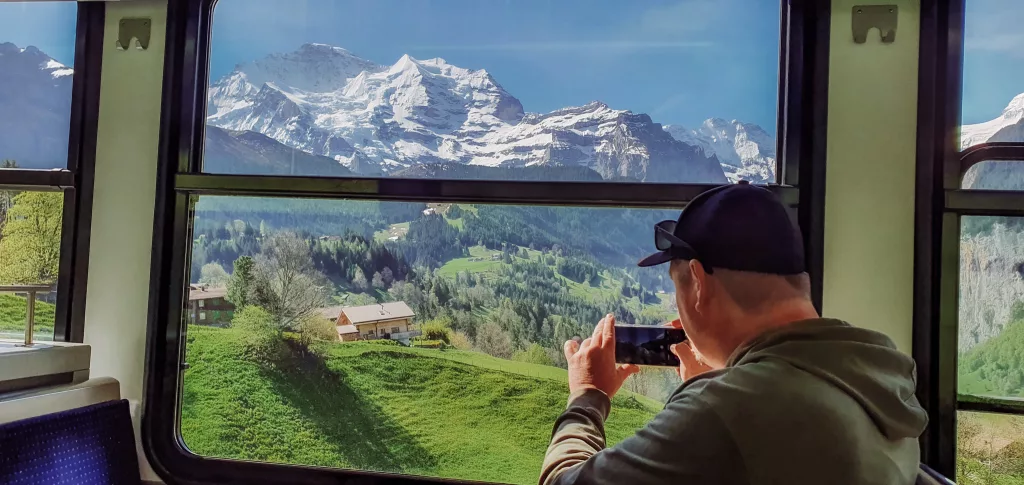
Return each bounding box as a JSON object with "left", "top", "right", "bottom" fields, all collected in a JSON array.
[
  {"left": 960, "top": 1, "right": 1024, "bottom": 150},
  {"left": 180, "top": 195, "right": 687, "bottom": 483},
  {"left": 963, "top": 160, "right": 1024, "bottom": 190},
  {"left": 146, "top": 0, "right": 825, "bottom": 483},
  {"left": 202, "top": 0, "right": 780, "bottom": 184},
  {"left": 0, "top": 189, "right": 62, "bottom": 342},
  {"left": 0, "top": 2, "right": 77, "bottom": 170},
  {"left": 921, "top": 0, "right": 1024, "bottom": 479},
  {"left": 957, "top": 411, "right": 1024, "bottom": 482},
  {"left": 0, "top": 1, "right": 96, "bottom": 343}
]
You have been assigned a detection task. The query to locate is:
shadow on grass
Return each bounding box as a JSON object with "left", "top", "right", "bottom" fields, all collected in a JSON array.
[{"left": 259, "top": 339, "right": 438, "bottom": 474}]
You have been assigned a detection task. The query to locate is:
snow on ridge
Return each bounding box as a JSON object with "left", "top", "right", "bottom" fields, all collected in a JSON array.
[
  {"left": 961, "top": 92, "right": 1024, "bottom": 150},
  {"left": 664, "top": 119, "right": 776, "bottom": 184}
]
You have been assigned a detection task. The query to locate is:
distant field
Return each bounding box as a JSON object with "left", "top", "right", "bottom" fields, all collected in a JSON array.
[
  {"left": 446, "top": 217, "right": 464, "bottom": 230},
  {"left": 436, "top": 245, "right": 505, "bottom": 277},
  {"left": 181, "top": 326, "right": 659, "bottom": 484},
  {"left": 373, "top": 221, "right": 410, "bottom": 242}
]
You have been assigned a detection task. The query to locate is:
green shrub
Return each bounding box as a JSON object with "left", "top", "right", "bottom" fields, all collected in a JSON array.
[
  {"left": 296, "top": 315, "right": 338, "bottom": 347},
  {"left": 512, "top": 343, "right": 554, "bottom": 366},
  {"left": 365, "top": 339, "right": 400, "bottom": 346},
  {"left": 420, "top": 320, "right": 452, "bottom": 344},
  {"left": 231, "top": 306, "right": 285, "bottom": 363},
  {"left": 449, "top": 331, "right": 473, "bottom": 350}
]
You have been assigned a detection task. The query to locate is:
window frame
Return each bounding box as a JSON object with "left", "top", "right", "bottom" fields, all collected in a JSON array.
[
  {"left": 914, "top": 0, "right": 1024, "bottom": 478},
  {"left": 142, "top": 0, "right": 832, "bottom": 483},
  {"left": 0, "top": 2, "right": 104, "bottom": 343}
]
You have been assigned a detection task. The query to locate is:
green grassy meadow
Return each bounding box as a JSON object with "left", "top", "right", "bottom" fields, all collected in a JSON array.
[
  {"left": 436, "top": 246, "right": 505, "bottom": 277},
  {"left": 181, "top": 325, "right": 660, "bottom": 484},
  {"left": 0, "top": 294, "right": 55, "bottom": 337},
  {"left": 373, "top": 222, "right": 411, "bottom": 243}
]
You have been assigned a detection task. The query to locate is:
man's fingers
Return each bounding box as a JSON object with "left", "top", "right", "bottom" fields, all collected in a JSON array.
[
  {"left": 671, "top": 342, "right": 699, "bottom": 367},
  {"left": 563, "top": 339, "right": 581, "bottom": 361},
  {"left": 616, "top": 364, "right": 640, "bottom": 380},
  {"left": 580, "top": 337, "right": 593, "bottom": 351},
  {"left": 600, "top": 314, "right": 616, "bottom": 347},
  {"left": 590, "top": 315, "right": 606, "bottom": 345}
]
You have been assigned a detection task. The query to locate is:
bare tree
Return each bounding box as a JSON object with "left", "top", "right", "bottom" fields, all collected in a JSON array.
[
  {"left": 251, "top": 232, "right": 329, "bottom": 331},
  {"left": 199, "top": 262, "right": 230, "bottom": 287},
  {"left": 475, "top": 322, "right": 514, "bottom": 359}
]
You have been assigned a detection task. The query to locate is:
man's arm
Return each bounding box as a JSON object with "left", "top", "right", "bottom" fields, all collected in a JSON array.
[{"left": 540, "top": 387, "right": 747, "bottom": 485}]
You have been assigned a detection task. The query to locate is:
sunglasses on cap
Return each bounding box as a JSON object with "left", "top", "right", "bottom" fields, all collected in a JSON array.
[{"left": 654, "top": 220, "right": 713, "bottom": 273}]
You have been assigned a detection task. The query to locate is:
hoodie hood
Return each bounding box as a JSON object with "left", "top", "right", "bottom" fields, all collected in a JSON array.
[{"left": 726, "top": 318, "right": 928, "bottom": 440}]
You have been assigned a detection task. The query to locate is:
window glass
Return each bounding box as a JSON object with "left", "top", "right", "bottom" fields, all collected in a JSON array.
[
  {"left": 0, "top": 2, "right": 78, "bottom": 170},
  {"left": 958, "top": 411, "right": 1024, "bottom": 484},
  {"left": 181, "top": 195, "right": 684, "bottom": 483},
  {"left": 204, "top": 0, "right": 780, "bottom": 184},
  {"left": 0, "top": 190, "right": 63, "bottom": 342},
  {"left": 961, "top": 0, "right": 1024, "bottom": 151},
  {"left": 959, "top": 216, "right": 1024, "bottom": 397},
  {"left": 963, "top": 160, "right": 1024, "bottom": 190}
]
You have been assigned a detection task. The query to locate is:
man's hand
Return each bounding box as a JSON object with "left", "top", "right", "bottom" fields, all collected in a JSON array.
[
  {"left": 667, "top": 319, "right": 715, "bottom": 381},
  {"left": 564, "top": 314, "right": 639, "bottom": 398}
]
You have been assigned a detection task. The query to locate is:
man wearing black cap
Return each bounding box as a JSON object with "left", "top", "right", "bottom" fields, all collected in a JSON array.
[{"left": 539, "top": 182, "right": 928, "bottom": 485}]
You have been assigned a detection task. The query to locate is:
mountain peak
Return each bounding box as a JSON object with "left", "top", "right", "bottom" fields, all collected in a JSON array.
[
  {"left": 962, "top": 92, "right": 1024, "bottom": 149},
  {"left": 664, "top": 118, "right": 776, "bottom": 184},
  {"left": 1004, "top": 93, "right": 1024, "bottom": 117},
  {"left": 0, "top": 43, "right": 75, "bottom": 168},
  {"left": 299, "top": 43, "right": 352, "bottom": 54},
  {"left": 232, "top": 43, "right": 381, "bottom": 93},
  {"left": 390, "top": 53, "right": 420, "bottom": 73}
]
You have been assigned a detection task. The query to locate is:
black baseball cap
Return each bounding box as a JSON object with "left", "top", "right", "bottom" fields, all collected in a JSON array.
[{"left": 637, "top": 181, "right": 805, "bottom": 275}]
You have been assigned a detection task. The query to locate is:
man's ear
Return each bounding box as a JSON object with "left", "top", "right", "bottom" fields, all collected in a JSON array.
[{"left": 689, "top": 259, "right": 709, "bottom": 313}]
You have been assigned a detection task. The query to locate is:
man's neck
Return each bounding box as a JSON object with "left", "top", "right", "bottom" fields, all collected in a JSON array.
[{"left": 715, "top": 299, "right": 820, "bottom": 367}]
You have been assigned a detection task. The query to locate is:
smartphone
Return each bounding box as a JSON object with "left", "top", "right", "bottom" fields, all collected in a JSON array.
[{"left": 614, "top": 325, "right": 687, "bottom": 367}]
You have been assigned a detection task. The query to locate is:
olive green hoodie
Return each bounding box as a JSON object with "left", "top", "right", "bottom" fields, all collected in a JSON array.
[{"left": 540, "top": 319, "right": 929, "bottom": 485}]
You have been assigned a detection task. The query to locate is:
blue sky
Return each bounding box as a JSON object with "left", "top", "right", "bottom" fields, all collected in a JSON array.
[
  {"left": 4, "top": 1, "right": 1019, "bottom": 129},
  {"left": 0, "top": 2, "right": 77, "bottom": 65},
  {"left": 210, "top": 0, "right": 781, "bottom": 130},
  {"left": 963, "top": 0, "right": 1024, "bottom": 124}
]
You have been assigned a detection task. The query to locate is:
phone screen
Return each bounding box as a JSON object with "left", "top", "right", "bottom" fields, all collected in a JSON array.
[{"left": 614, "top": 325, "right": 687, "bottom": 367}]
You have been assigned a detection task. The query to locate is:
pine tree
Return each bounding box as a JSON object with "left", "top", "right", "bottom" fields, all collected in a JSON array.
[
  {"left": 352, "top": 267, "right": 369, "bottom": 291},
  {"left": 227, "top": 256, "right": 254, "bottom": 309}
]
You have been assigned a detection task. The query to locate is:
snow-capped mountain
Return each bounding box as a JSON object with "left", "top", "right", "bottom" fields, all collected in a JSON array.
[
  {"left": 663, "top": 119, "right": 776, "bottom": 184},
  {"left": 205, "top": 126, "right": 353, "bottom": 177},
  {"left": 961, "top": 93, "right": 1024, "bottom": 149},
  {"left": 0, "top": 43, "right": 349, "bottom": 176},
  {"left": 961, "top": 93, "right": 1024, "bottom": 190},
  {"left": 0, "top": 43, "right": 74, "bottom": 169},
  {"left": 206, "top": 43, "right": 728, "bottom": 183}
]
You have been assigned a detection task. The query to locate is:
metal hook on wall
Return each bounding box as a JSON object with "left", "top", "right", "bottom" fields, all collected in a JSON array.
[
  {"left": 116, "top": 18, "right": 151, "bottom": 51},
  {"left": 852, "top": 5, "right": 898, "bottom": 44}
]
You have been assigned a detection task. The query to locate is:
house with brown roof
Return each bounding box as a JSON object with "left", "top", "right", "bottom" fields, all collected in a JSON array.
[
  {"left": 187, "top": 285, "right": 235, "bottom": 325},
  {"left": 332, "top": 302, "right": 417, "bottom": 341}
]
